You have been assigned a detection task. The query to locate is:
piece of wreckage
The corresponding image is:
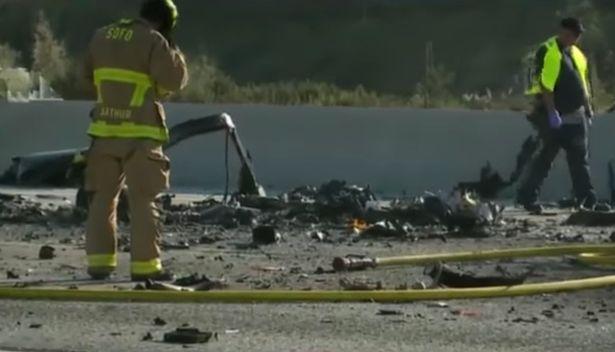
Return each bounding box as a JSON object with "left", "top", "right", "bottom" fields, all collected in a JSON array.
[
  {"left": 363, "top": 190, "right": 504, "bottom": 236},
  {"left": 456, "top": 134, "right": 541, "bottom": 200},
  {"left": 0, "top": 113, "right": 265, "bottom": 209},
  {"left": 239, "top": 178, "right": 504, "bottom": 237},
  {"left": 234, "top": 175, "right": 504, "bottom": 234},
  {"left": 254, "top": 179, "right": 502, "bottom": 232}
]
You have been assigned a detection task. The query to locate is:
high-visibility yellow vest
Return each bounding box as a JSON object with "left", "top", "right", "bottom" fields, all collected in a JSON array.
[{"left": 526, "top": 37, "right": 590, "bottom": 96}]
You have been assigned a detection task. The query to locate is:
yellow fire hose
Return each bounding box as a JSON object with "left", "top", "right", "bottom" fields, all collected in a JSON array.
[
  {"left": 0, "top": 244, "right": 613, "bottom": 304},
  {"left": 576, "top": 253, "right": 615, "bottom": 267},
  {"left": 0, "top": 275, "right": 614, "bottom": 303},
  {"left": 377, "top": 244, "right": 615, "bottom": 266},
  {"left": 333, "top": 244, "right": 615, "bottom": 270}
]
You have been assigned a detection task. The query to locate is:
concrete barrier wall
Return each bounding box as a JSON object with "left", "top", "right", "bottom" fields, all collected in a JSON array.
[{"left": 1, "top": 101, "right": 614, "bottom": 199}]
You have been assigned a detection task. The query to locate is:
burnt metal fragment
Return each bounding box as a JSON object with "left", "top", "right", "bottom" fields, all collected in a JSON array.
[
  {"left": 38, "top": 245, "right": 56, "bottom": 260},
  {"left": 252, "top": 225, "right": 281, "bottom": 245},
  {"left": 332, "top": 256, "right": 376, "bottom": 272},
  {"left": 427, "top": 263, "right": 529, "bottom": 288},
  {"left": 163, "top": 328, "right": 215, "bottom": 344}
]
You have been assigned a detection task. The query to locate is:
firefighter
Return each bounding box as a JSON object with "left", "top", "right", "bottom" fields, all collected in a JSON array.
[
  {"left": 518, "top": 18, "right": 596, "bottom": 213},
  {"left": 84, "top": 0, "right": 188, "bottom": 281}
]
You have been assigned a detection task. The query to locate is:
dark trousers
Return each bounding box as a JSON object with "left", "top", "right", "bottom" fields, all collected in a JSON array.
[{"left": 518, "top": 106, "right": 595, "bottom": 206}]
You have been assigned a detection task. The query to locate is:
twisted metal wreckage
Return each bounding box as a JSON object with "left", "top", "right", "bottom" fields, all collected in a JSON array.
[{"left": 0, "top": 113, "right": 265, "bottom": 204}]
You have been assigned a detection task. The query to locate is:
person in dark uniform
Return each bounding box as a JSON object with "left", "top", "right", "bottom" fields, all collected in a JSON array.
[{"left": 518, "top": 18, "right": 596, "bottom": 213}]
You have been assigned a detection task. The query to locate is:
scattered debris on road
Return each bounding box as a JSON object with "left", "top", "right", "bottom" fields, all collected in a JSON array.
[
  {"left": 1, "top": 176, "right": 614, "bottom": 298},
  {"left": 142, "top": 280, "right": 194, "bottom": 292},
  {"left": 173, "top": 274, "right": 228, "bottom": 291},
  {"left": 252, "top": 225, "right": 282, "bottom": 244},
  {"left": 339, "top": 277, "right": 383, "bottom": 291},
  {"left": 359, "top": 220, "right": 412, "bottom": 238},
  {"left": 425, "top": 301, "right": 449, "bottom": 308},
  {"left": 511, "top": 316, "right": 539, "bottom": 324},
  {"left": 450, "top": 308, "right": 481, "bottom": 318},
  {"left": 153, "top": 317, "right": 167, "bottom": 326},
  {"left": 163, "top": 327, "right": 216, "bottom": 344},
  {"left": 427, "top": 263, "right": 531, "bottom": 288},
  {"left": 38, "top": 245, "right": 56, "bottom": 260},
  {"left": 6, "top": 270, "right": 19, "bottom": 279},
  {"left": 332, "top": 256, "right": 376, "bottom": 272},
  {"left": 377, "top": 309, "right": 403, "bottom": 316},
  {"left": 457, "top": 162, "right": 510, "bottom": 199}
]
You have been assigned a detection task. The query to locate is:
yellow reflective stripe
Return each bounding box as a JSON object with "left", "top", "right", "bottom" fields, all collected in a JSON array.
[
  {"left": 87, "top": 121, "right": 169, "bottom": 142},
  {"left": 165, "top": 0, "right": 179, "bottom": 27},
  {"left": 118, "top": 18, "right": 134, "bottom": 25},
  {"left": 133, "top": 84, "right": 150, "bottom": 107},
  {"left": 131, "top": 258, "right": 162, "bottom": 275},
  {"left": 88, "top": 254, "right": 117, "bottom": 268},
  {"left": 93, "top": 68, "right": 152, "bottom": 107}
]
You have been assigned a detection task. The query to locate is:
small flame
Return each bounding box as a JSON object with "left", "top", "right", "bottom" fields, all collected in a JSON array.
[{"left": 350, "top": 218, "right": 368, "bottom": 233}]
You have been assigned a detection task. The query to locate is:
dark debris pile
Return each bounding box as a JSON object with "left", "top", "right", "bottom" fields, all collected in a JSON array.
[
  {"left": 1, "top": 180, "right": 505, "bottom": 241},
  {"left": 158, "top": 180, "right": 505, "bottom": 243},
  {"left": 0, "top": 193, "right": 84, "bottom": 225}
]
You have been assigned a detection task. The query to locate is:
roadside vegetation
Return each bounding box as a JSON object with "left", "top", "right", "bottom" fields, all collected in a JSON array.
[{"left": 1, "top": 1, "right": 614, "bottom": 110}]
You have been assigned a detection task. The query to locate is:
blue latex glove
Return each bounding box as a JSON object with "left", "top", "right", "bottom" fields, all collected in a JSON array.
[{"left": 548, "top": 110, "right": 562, "bottom": 129}]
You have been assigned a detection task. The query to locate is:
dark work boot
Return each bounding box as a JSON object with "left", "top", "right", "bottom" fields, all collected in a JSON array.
[
  {"left": 517, "top": 193, "right": 543, "bottom": 215},
  {"left": 579, "top": 195, "right": 597, "bottom": 211},
  {"left": 522, "top": 202, "right": 544, "bottom": 215}
]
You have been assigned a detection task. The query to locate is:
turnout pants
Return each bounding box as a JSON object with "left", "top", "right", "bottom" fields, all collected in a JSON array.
[
  {"left": 518, "top": 106, "right": 595, "bottom": 206},
  {"left": 85, "top": 138, "right": 170, "bottom": 276}
]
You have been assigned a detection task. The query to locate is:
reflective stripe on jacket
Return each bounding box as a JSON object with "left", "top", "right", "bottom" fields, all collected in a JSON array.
[{"left": 85, "top": 19, "right": 188, "bottom": 142}]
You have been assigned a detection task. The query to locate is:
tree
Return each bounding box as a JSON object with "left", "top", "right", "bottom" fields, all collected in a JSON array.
[
  {"left": 423, "top": 64, "right": 456, "bottom": 105},
  {"left": 177, "top": 55, "right": 238, "bottom": 103},
  {"left": 416, "top": 42, "right": 456, "bottom": 108},
  {"left": 0, "top": 68, "right": 33, "bottom": 96},
  {"left": 32, "top": 11, "right": 69, "bottom": 85},
  {"left": 0, "top": 43, "right": 21, "bottom": 69}
]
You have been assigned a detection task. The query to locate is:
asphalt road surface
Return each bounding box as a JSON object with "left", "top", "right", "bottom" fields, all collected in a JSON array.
[
  {"left": 1, "top": 188, "right": 615, "bottom": 351},
  {"left": 0, "top": 293, "right": 614, "bottom": 352}
]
